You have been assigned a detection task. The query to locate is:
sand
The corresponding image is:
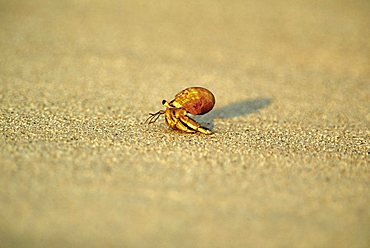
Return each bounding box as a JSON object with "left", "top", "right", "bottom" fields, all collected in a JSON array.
[{"left": 0, "top": 0, "right": 369, "bottom": 247}]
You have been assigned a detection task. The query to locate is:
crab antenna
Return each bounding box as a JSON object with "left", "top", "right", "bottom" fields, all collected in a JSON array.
[{"left": 145, "top": 110, "right": 164, "bottom": 124}]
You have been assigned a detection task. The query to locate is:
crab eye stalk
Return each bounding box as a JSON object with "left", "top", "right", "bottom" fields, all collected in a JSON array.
[{"left": 162, "top": 100, "right": 171, "bottom": 108}]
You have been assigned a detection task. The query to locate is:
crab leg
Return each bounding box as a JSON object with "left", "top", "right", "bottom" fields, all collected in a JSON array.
[
  {"left": 181, "top": 116, "right": 212, "bottom": 134},
  {"left": 163, "top": 109, "right": 193, "bottom": 132},
  {"left": 175, "top": 109, "right": 212, "bottom": 134},
  {"left": 176, "top": 120, "right": 196, "bottom": 133},
  {"left": 164, "top": 108, "right": 179, "bottom": 129}
]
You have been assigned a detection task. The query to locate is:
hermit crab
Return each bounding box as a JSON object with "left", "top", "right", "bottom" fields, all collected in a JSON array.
[{"left": 146, "top": 87, "right": 215, "bottom": 134}]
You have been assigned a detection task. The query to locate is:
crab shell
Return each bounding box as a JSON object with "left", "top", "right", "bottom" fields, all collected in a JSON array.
[{"left": 171, "top": 87, "right": 215, "bottom": 115}]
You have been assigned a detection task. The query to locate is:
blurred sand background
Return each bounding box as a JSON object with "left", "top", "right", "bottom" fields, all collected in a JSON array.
[{"left": 0, "top": 0, "right": 369, "bottom": 247}]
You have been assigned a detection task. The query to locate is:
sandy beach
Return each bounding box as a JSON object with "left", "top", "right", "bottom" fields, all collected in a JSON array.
[{"left": 0, "top": 0, "right": 369, "bottom": 247}]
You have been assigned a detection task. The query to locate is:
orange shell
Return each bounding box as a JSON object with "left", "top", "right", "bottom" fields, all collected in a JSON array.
[{"left": 171, "top": 87, "right": 215, "bottom": 115}]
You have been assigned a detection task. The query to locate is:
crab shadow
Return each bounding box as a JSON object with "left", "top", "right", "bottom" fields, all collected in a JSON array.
[{"left": 194, "top": 98, "right": 271, "bottom": 130}]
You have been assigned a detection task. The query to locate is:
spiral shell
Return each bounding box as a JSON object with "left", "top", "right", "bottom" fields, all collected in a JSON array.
[{"left": 171, "top": 87, "right": 215, "bottom": 115}]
